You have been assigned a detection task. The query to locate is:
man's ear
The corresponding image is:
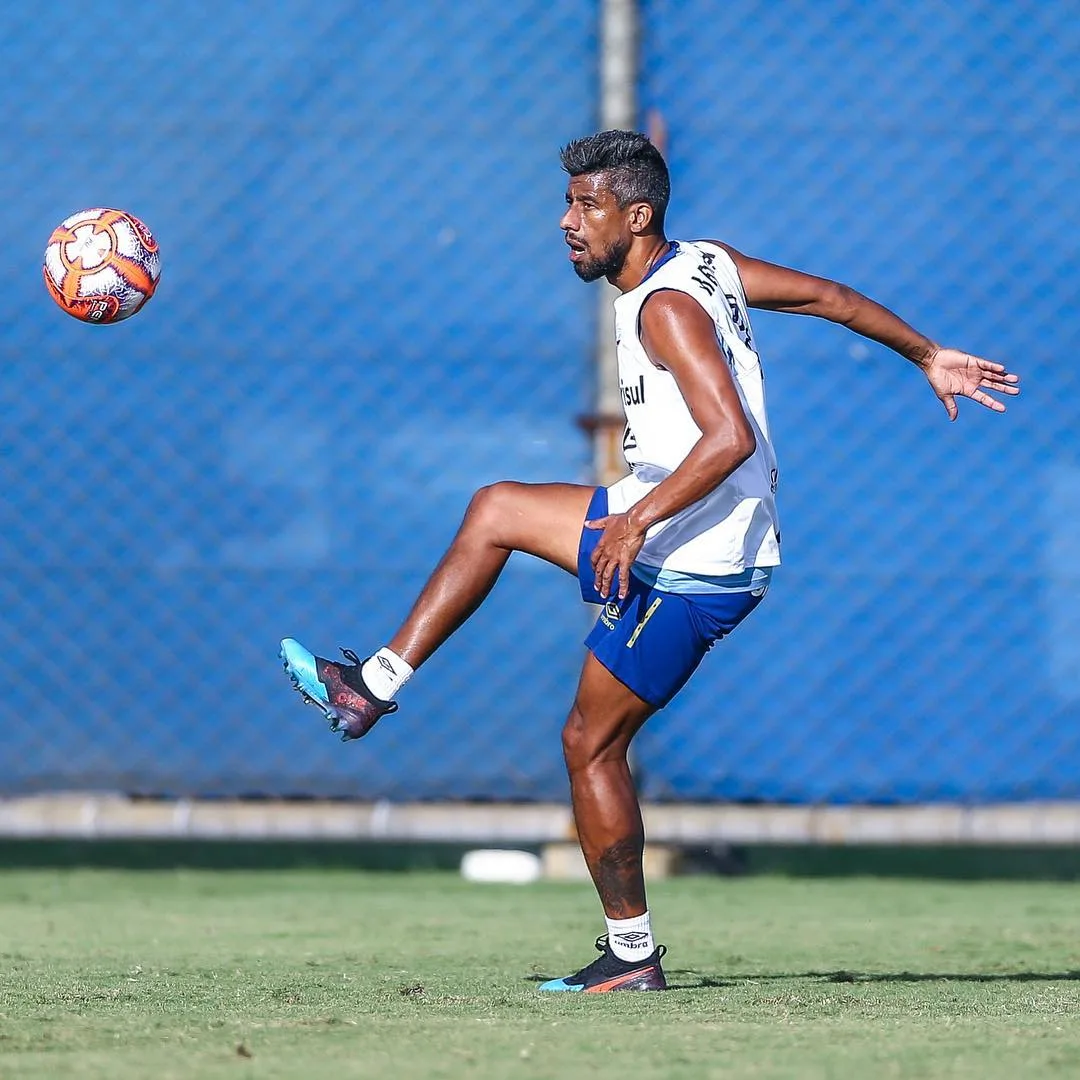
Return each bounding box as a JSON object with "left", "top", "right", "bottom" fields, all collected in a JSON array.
[{"left": 629, "top": 201, "right": 654, "bottom": 235}]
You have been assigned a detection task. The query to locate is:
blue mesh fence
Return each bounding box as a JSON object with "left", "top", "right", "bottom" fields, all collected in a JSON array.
[
  {"left": 0, "top": 1, "right": 597, "bottom": 798},
  {"left": 636, "top": 0, "right": 1080, "bottom": 801},
  {"left": 0, "top": 1, "right": 1076, "bottom": 803}
]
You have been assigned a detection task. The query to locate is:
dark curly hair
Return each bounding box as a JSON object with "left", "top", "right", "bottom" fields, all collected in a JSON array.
[{"left": 559, "top": 130, "right": 670, "bottom": 228}]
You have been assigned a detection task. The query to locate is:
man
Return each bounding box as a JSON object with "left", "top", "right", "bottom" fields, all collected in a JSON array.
[{"left": 280, "top": 130, "right": 1019, "bottom": 993}]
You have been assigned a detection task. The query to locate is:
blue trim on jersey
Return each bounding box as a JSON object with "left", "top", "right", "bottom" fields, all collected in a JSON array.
[
  {"left": 640, "top": 241, "right": 680, "bottom": 284},
  {"left": 630, "top": 563, "right": 773, "bottom": 596}
]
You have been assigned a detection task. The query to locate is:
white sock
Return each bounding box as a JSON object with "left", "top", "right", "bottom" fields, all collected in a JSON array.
[
  {"left": 605, "top": 911, "right": 654, "bottom": 961},
  {"left": 359, "top": 648, "right": 413, "bottom": 701}
]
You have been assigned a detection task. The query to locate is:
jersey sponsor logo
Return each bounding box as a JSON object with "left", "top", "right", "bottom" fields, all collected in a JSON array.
[
  {"left": 622, "top": 425, "right": 637, "bottom": 452},
  {"left": 620, "top": 373, "right": 645, "bottom": 407}
]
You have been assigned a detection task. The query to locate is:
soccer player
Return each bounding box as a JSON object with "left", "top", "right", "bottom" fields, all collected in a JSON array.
[{"left": 281, "top": 131, "right": 1019, "bottom": 993}]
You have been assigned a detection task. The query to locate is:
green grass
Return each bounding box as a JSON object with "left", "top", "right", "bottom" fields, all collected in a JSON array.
[{"left": 3, "top": 867, "right": 1080, "bottom": 1079}]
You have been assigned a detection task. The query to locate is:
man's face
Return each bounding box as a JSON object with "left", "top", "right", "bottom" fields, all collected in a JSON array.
[{"left": 560, "top": 172, "right": 631, "bottom": 283}]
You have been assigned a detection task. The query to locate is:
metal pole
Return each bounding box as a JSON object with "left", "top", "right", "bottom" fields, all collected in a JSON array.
[{"left": 586, "top": 0, "right": 639, "bottom": 488}]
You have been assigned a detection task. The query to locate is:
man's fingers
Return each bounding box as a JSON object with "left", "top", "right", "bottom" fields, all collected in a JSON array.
[
  {"left": 972, "top": 389, "right": 1006, "bottom": 412},
  {"left": 593, "top": 552, "right": 611, "bottom": 596},
  {"left": 942, "top": 393, "right": 958, "bottom": 421},
  {"left": 976, "top": 360, "right": 1020, "bottom": 389},
  {"left": 598, "top": 565, "right": 614, "bottom": 598},
  {"left": 975, "top": 358, "right": 1019, "bottom": 381},
  {"left": 982, "top": 381, "right": 1020, "bottom": 396},
  {"left": 613, "top": 555, "right": 630, "bottom": 600},
  {"left": 583, "top": 517, "right": 609, "bottom": 531}
]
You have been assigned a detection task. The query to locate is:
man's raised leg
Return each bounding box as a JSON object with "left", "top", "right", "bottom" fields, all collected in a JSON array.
[
  {"left": 281, "top": 482, "right": 595, "bottom": 739},
  {"left": 386, "top": 481, "right": 594, "bottom": 669}
]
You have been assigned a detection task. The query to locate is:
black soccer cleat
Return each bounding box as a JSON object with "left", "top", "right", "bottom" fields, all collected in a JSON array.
[
  {"left": 280, "top": 637, "right": 397, "bottom": 741},
  {"left": 538, "top": 936, "right": 667, "bottom": 992}
]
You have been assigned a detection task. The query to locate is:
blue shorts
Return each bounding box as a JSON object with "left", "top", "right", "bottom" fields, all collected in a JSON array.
[{"left": 577, "top": 487, "right": 768, "bottom": 708}]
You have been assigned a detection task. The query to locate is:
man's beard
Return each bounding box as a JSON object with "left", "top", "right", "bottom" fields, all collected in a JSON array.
[{"left": 572, "top": 234, "right": 631, "bottom": 283}]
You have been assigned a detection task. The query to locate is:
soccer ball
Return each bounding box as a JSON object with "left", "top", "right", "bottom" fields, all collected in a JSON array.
[{"left": 43, "top": 208, "right": 160, "bottom": 324}]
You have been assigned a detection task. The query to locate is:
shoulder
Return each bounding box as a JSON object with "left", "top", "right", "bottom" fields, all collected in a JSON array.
[
  {"left": 638, "top": 244, "right": 723, "bottom": 320},
  {"left": 638, "top": 287, "right": 720, "bottom": 362},
  {"left": 694, "top": 239, "right": 738, "bottom": 259},
  {"left": 686, "top": 240, "right": 751, "bottom": 303},
  {"left": 640, "top": 286, "right": 708, "bottom": 320},
  {"left": 692, "top": 240, "right": 744, "bottom": 276}
]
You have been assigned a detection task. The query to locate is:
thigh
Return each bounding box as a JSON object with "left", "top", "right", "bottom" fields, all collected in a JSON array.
[
  {"left": 585, "top": 579, "right": 707, "bottom": 709},
  {"left": 587, "top": 581, "right": 769, "bottom": 708},
  {"left": 483, "top": 481, "right": 596, "bottom": 575},
  {"left": 569, "top": 651, "right": 657, "bottom": 755}
]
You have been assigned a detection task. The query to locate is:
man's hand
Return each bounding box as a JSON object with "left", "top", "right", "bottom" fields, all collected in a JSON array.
[
  {"left": 921, "top": 347, "right": 1020, "bottom": 421},
  {"left": 585, "top": 512, "right": 646, "bottom": 601}
]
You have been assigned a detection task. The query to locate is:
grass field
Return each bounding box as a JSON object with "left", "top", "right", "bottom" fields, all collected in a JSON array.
[{"left": 3, "top": 864, "right": 1080, "bottom": 1079}]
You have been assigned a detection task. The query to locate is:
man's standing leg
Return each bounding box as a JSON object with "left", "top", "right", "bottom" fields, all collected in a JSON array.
[
  {"left": 538, "top": 654, "right": 667, "bottom": 992},
  {"left": 564, "top": 655, "right": 655, "bottom": 919}
]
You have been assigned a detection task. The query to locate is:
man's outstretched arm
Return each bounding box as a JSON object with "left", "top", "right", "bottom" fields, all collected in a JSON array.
[{"left": 717, "top": 242, "right": 1021, "bottom": 421}]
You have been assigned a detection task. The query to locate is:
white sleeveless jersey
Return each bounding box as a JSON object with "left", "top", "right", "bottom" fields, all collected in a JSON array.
[{"left": 608, "top": 239, "right": 781, "bottom": 575}]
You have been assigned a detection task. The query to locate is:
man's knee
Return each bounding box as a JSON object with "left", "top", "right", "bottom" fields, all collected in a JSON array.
[
  {"left": 463, "top": 481, "right": 520, "bottom": 538},
  {"left": 562, "top": 703, "right": 630, "bottom": 774}
]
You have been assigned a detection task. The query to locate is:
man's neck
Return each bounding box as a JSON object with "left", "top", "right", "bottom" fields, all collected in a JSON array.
[{"left": 609, "top": 236, "right": 671, "bottom": 293}]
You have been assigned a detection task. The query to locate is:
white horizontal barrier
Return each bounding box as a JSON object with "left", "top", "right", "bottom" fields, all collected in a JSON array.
[{"left": 3, "top": 795, "right": 1080, "bottom": 844}]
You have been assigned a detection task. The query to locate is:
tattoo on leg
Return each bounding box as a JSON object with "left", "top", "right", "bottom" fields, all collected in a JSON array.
[{"left": 593, "top": 835, "right": 646, "bottom": 918}]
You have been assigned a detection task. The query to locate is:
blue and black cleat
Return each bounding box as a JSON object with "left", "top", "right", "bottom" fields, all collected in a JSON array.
[
  {"left": 280, "top": 637, "right": 397, "bottom": 741},
  {"left": 538, "top": 936, "right": 667, "bottom": 993}
]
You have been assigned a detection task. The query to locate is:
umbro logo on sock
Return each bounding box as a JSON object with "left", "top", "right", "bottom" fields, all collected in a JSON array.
[
  {"left": 378, "top": 655, "right": 396, "bottom": 675},
  {"left": 615, "top": 932, "right": 650, "bottom": 946}
]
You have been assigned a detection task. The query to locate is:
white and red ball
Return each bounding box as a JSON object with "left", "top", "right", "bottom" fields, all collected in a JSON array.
[{"left": 43, "top": 208, "right": 160, "bottom": 324}]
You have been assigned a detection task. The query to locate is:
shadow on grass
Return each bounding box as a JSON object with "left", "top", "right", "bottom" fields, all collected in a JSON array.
[
  {"left": 663, "top": 968, "right": 1080, "bottom": 990},
  {"left": 524, "top": 968, "right": 1080, "bottom": 990}
]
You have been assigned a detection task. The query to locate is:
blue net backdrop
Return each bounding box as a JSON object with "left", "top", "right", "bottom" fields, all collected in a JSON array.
[{"left": 0, "top": 1, "right": 1076, "bottom": 802}]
